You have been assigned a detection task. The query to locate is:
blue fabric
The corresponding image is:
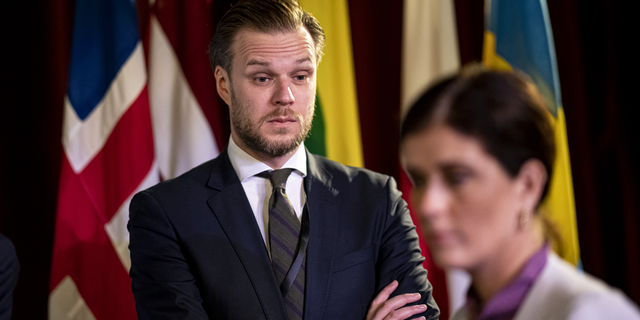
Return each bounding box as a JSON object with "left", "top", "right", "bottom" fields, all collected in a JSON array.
[
  {"left": 67, "top": 0, "right": 139, "bottom": 120},
  {"left": 488, "top": 0, "right": 562, "bottom": 116}
]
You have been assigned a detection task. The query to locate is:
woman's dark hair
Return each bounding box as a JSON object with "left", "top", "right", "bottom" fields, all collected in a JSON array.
[{"left": 400, "top": 66, "right": 556, "bottom": 205}]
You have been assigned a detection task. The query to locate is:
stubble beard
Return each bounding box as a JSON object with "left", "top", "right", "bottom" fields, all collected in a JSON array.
[{"left": 231, "top": 91, "right": 315, "bottom": 157}]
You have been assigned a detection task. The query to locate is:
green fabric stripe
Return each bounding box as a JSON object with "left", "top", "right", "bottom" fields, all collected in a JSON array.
[{"left": 305, "top": 92, "right": 326, "bottom": 157}]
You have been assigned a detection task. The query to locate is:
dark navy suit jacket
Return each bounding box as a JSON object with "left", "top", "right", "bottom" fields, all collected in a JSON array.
[
  {"left": 0, "top": 233, "right": 19, "bottom": 320},
  {"left": 128, "top": 149, "right": 439, "bottom": 319}
]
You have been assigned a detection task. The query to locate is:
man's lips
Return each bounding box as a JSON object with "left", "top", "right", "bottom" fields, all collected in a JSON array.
[{"left": 267, "top": 117, "right": 296, "bottom": 124}]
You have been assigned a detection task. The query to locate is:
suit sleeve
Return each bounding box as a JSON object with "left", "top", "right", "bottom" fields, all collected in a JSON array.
[
  {"left": 376, "top": 177, "right": 440, "bottom": 320},
  {"left": 128, "top": 191, "right": 209, "bottom": 320}
]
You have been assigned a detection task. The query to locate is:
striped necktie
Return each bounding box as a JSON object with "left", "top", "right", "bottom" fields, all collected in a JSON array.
[{"left": 261, "top": 169, "right": 305, "bottom": 320}]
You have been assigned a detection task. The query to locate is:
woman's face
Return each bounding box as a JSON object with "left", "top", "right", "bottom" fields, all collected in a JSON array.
[{"left": 401, "top": 124, "right": 528, "bottom": 271}]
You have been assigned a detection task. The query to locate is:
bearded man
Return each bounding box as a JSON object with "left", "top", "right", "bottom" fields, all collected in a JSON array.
[{"left": 127, "top": 1, "right": 439, "bottom": 319}]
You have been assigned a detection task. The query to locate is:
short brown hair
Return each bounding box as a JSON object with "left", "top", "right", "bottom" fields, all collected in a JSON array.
[
  {"left": 208, "top": 0, "right": 325, "bottom": 74},
  {"left": 400, "top": 65, "right": 556, "bottom": 205}
]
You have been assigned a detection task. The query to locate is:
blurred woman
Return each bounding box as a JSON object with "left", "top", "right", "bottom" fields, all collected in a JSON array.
[{"left": 399, "top": 66, "right": 640, "bottom": 320}]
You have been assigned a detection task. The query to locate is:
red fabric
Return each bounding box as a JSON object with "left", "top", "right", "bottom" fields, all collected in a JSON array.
[
  {"left": 50, "top": 90, "right": 153, "bottom": 319},
  {"left": 152, "top": 0, "right": 229, "bottom": 150},
  {"left": 400, "top": 169, "right": 450, "bottom": 320}
]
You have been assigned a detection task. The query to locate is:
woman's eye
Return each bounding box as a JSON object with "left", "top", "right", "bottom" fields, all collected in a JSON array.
[
  {"left": 445, "top": 170, "right": 471, "bottom": 186},
  {"left": 407, "top": 172, "right": 426, "bottom": 189},
  {"left": 446, "top": 171, "right": 470, "bottom": 186},
  {"left": 413, "top": 178, "right": 426, "bottom": 189}
]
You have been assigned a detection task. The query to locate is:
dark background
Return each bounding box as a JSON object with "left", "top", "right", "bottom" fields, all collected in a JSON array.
[{"left": 1, "top": 0, "right": 638, "bottom": 318}]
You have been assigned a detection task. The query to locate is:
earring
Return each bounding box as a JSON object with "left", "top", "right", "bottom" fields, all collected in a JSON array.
[{"left": 519, "top": 209, "right": 530, "bottom": 230}]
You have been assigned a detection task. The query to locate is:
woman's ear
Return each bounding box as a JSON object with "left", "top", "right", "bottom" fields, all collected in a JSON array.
[
  {"left": 517, "top": 159, "right": 548, "bottom": 213},
  {"left": 214, "top": 66, "right": 232, "bottom": 106}
]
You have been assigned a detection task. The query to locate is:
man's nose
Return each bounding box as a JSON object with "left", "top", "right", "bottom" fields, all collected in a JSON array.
[{"left": 272, "top": 78, "right": 295, "bottom": 106}]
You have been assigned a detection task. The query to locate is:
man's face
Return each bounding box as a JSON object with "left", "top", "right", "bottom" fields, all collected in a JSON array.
[{"left": 220, "top": 27, "right": 317, "bottom": 160}]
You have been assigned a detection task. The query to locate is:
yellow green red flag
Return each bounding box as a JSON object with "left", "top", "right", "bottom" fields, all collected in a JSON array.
[{"left": 298, "top": 0, "right": 364, "bottom": 168}]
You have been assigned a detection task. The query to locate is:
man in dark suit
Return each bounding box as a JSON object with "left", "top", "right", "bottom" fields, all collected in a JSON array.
[
  {"left": 128, "top": 0, "right": 440, "bottom": 319},
  {"left": 0, "top": 233, "right": 19, "bottom": 320}
]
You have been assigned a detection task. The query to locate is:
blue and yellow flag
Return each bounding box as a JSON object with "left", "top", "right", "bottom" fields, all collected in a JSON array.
[{"left": 483, "top": 0, "right": 580, "bottom": 265}]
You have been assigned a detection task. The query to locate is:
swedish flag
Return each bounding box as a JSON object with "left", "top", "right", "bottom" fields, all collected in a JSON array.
[{"left": 483, "top": 0, "right": 580, "bottom": 266}]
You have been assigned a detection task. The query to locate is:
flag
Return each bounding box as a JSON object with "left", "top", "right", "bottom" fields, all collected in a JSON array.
[
  {"left": 482, "top": 0, "right": 580, "bottom": 266},
  {"left": 401, "top": 1, "right": 468, "bottom": 318},
  {"left": 298, "top": 0, "right": 364, "bottom": 168},
  {"left": 48, "top": 0, "right": 157, "bottom": 319},
  {"left": 146, "top": 0, "right": 224, "bottom": 180}
]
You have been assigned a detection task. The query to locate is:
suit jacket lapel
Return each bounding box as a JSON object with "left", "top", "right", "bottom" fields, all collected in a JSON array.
[
  {"left": 206, "top": 149, "right": 287, "bottom": 319},
  {"left": 303, "top": 151, "right": 341, "bottom": 320}
]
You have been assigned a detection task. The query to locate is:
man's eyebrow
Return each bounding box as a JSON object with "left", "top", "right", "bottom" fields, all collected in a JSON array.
[
  {"left": 296, "top": 57, "right": 312, "bottom": 64},
  {"left": 246, "top": 57, "right": 313, "bottom": 66},
  {"left": 246, "top": 59, "right": 269, "bottom": 67}
]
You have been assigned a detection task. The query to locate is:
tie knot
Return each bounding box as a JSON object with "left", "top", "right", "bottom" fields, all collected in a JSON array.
[{"left": 261, "top": 168, "right": 293, "bottom": 190}]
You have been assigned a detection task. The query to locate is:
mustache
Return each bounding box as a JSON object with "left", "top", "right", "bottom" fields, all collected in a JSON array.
[{"left": 260, "top": 108, "right": 302, "bottom": 122}]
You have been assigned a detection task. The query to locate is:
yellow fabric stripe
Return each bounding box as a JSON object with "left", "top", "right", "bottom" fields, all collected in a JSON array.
[
  {"left": 483, "top": 31, "right": 580, "bottom": 266},
  {"left": 482, "top": 32, "right": 512, "bottom": 71},
  {"left": 541, "top": 109, "right": 580, "bottom": 265},
  {"left": 298, "top": 0, "right": 364, "bottom": 168}
]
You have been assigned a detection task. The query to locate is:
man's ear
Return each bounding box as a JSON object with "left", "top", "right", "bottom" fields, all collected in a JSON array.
[
  {"left": 214, "top": 66, "right": 232, "bottom": 106},
  {"left": 516, "top": 159, "right": 548, "bottom": 212}
]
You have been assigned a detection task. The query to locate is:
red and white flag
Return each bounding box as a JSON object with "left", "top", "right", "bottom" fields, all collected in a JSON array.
[
  {"left": 49, "top": 1, "right": 224, "bottom": 318},
  {"left": 145, "top": 0, "right": 224, "bottom": 180},
  {"left": 49, "top": 0, "right": 157, "bottom": 319}
]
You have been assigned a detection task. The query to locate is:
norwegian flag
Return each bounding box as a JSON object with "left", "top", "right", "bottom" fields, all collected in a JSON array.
[
  {"left": 48, "top": 0, "right": 157, "bottom": 318},
  {"left": 48, "top": 0, "right": 224, "bottom": 318}
]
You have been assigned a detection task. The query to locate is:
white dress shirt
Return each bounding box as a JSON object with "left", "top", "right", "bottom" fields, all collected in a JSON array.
[{"left": 227, "top": 136, "right": 307, "bottom": 248}]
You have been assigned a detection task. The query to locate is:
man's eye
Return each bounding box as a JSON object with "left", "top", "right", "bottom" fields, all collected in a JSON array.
[
  {"left": 295, "top": 75, "right": 306, "bottom": 81},
  {"left": 256, "top": 77, "right": 268, "bottom": 83}
]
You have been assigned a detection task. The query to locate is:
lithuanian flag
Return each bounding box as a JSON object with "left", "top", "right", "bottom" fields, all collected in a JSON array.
[{"left": 298, "top": 0, "right": 364, "bottom": 168}]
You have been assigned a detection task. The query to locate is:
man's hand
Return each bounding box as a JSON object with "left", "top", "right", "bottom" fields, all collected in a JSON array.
[{"left": 366, "top": 280, "right": 427, "bottom": 320}]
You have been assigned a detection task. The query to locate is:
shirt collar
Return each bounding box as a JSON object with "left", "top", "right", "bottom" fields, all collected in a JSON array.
[
  {"left": 227, "top": 136, "right": 307, "bottom": 182},
  {"left": 465, "top": 243, "right": 549, "bottom": 320}
]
